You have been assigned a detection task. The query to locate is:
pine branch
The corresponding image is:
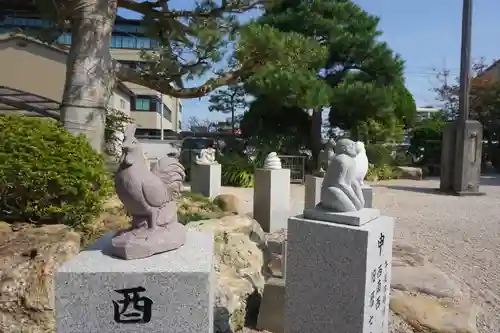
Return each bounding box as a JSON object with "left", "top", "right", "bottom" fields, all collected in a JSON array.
[{"left": 117, "top": 0, "right": 270, "bottom": 19}]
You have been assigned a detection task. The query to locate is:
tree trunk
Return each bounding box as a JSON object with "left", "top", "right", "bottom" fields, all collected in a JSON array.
[
  {"left": 60, "top": 0, "right": 118, "bottom": 152},
  {"left": 231, "top": 107, "right": 235, "bottom": 134},
  {"left": 310, "top": 109, "right": 323, "bottom": 170}
]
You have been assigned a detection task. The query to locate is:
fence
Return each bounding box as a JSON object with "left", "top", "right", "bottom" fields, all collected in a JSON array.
[{"left": 278, "top": 155, "right": 307, "bottom": 184}]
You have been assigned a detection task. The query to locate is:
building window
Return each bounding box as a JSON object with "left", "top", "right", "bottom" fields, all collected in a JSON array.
[
  {"left": 163, "top": 105, "right": 172, "bottom": 121},
  {"left": 114, "top": 24, "right": 146, "bottom": 34},
  {"left": 156, "top": 102, "right": 172, "bottom": 120},
  {"left": 110, "top": 35, "right": 157, "bottom": 49},
  {"left": 135, "top": 98, "right": 151, "bottom": 111},
  {"left": 56, "top": 32, "right": 71, "bottom": 45},
  {"left": 120, "top": 98, "right": 126, "bottom": 109}
]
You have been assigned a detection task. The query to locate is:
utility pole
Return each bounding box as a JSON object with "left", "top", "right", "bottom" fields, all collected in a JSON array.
[
  {"left": 443, "top": 57, "right": 449, "bottom": 88},
  {"left": 160, "top": 93, "right": 164, "bottom": 141},
  {"left": 439, "top": 0, "right": 484, "bottom": 195}
]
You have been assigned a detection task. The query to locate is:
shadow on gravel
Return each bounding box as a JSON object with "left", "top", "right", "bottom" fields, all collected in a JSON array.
[
  {"left": 381, "top": 185, "right": 444, "bottom": 194},
  {"left": 480, "top": 176, "right": 500, "bottom": 186}
]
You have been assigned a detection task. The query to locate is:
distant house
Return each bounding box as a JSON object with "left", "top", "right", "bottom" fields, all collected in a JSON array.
[
  {"left": 474, "top": 59, "right": 500, "bottom": 83},
  {"left": 416, "top": 107, "right": 441, "bottom": 121}
]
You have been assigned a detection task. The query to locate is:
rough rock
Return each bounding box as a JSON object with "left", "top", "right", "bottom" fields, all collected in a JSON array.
[
  {"left": 392, "top": 265, "right": 463, "bottom": 299},
  {"left": 390, "top": 291, "right": 479, "bottom": 333},
  {"left": 392, "top": 242, "right": 427, "bottom": 267},
  {"left": 0, "top": 224, "right": 80, "bottom": 333},
  {"left": 0, "top": 222, "right": 12, "bottom": 238},
  {"left": 390, "top": 241, "right": 478, "bottom": 333},
  {"left": 188, "top": 215, "right": 266, "bottom": 333},
  {"left": 397, "top": 166, "right": 423, "bottom": 180},
  {"left": 263, "top": 229, "right": 286, "bottom": 278},
  {"left": 391, "top": 242, "right": 462, "bottom": 299},
  {"left": 264, "top": 228, "right": 286, "bottom": 255},
  {"left": 214, "top": 194, "right": 243, "bottom": 214}
]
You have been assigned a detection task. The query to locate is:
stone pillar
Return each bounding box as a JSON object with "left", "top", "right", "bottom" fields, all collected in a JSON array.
[
  {"left": 257, "top": 277, "right": 285, "bottom": 333},
  {"left": 253, "top": 168, "right": 291, "bottom": 232},
  {"left": 55, "top": 231, "right": 214, "bottom": 333},
  {"left": 286, "top": 208, "right": 394, "bottom": 333},
  {"left": 362, "top": 185, "right": 373, "bottom": 208},
  {"left": 304, "top": 175, "right": 323, "bottom": 210},
  {"left": 191, "top": 163, "right": 221, "bottom": 197}
]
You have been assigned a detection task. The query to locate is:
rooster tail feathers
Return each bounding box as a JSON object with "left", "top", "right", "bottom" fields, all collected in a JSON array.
[{"left": 151, "top": 157, "right": 186, "bottom": 198}]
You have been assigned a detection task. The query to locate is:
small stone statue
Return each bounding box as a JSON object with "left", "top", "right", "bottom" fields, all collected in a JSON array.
[
  {"left": 354, "top": 141, "right": 369, "bottom": 186},
  {"left": 264, "top": 152, "right": 282, "bottom": 169},
  {"left": 195, "top": 144, "right": 218, "bottom": 165},
  {"left": 112, "top": 124, "right": 187, "bottom": 260},
  {"left": 319, "top": 138, "right": 365, "bottom": 212}
]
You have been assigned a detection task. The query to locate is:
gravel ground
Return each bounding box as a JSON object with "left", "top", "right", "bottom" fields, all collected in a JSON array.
[{"left": 217, "top": 175, "right": 500, "bottom": 332}]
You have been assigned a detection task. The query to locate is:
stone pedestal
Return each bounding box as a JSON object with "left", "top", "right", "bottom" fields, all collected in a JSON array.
[
  {"left": 55, "top": 231, "right": 214, "bottom": 333},
  {"left": 304, "top": 175, "right": 323, "bottom": 210},
  {"left": 440, "top": 120, "right": 484, "bottom": 195},
  {"left": 362, "top": 185, "right": 373, "bottom": 208},
  {"left": 286, "top": 210, "right": 394, "bottom": 333},
  {"left": 253, "top": 168, "right": 291, "bottom": 232},
  {"left": 191, "top": 163, "right": 221, "bottom": 197},
  {"left": 257, "top": 277, "right": 285, "bottom": 333}
]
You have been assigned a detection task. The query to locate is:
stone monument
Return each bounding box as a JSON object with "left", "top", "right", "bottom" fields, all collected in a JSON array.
[
  {"left": 55, "top": 124, "right": 215, "bottom": 333},
  {"left": 254, "top": 152, "right": 290, "bottom": 232},
  {"left": 191, "top": 144, "right": 221, "bottom": 197},
  {"left": 113, "top": 124, "right": 187, "bottom": 260},
  {"left": 355, "top": 141, "right": 373, "bottom": 208},
  {"left": 286, "top": 138, "right": 394, "bottom": 333},
  {"left": 55, "top": 232, "right": 214, "bottom": 333}
]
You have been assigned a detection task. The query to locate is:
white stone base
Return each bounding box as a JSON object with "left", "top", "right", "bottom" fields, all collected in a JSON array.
[
  {"left": 303, "top": 207, "right": 380, "bottom": 226},
  {"left": 285, "top": 215, "right": 394, "bottom": 333},
  {"left": 253, "top": 168, "right": 290, "bottom": 232},
  {"left": 55, "top": 231, "right": 214, "bottom": 333},
  {"left": 191, "top": 163, "right": 221, "bottom": 198},
  {"left": 304, "top": 175, "right": 323, "bottom": 210}
]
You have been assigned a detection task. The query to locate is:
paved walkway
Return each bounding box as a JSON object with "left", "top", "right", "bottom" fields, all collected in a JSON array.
[{"left": 218, "top": 175, "right": 500, "bottom": 332}]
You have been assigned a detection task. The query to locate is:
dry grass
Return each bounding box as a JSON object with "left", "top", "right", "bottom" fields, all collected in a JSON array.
[{"left": 79, "top": 191, "right": 232, "bottom": 247}]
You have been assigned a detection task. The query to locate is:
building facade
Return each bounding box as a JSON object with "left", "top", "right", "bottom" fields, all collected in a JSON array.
[
  {"left": 0, "top": 34, "right": 133, "bottom": 119},
  {"left": 0, "top": 11, "right": 182, "bottom": 136}
]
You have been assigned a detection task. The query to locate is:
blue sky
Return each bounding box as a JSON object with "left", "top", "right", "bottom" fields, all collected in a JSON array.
[{"left": 121, "top": 0, "right": 500, "bottom": 124}]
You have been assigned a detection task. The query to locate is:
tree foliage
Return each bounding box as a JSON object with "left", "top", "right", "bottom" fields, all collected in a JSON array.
[
  {"left": 240, "top": 95, "right": 311, "bottom": 153},
  {"left": 329, "top": 74, "right": 415, "bottom": 143},
  {"left": 434, "top": 58, "right": 500, "bottom": 144},
  {"left": 208, "top": 84, "right": 247, "bottom": 114},
  {"left": 242, "top": 0, "right": 407, "bottom": 163},
  {"left": 208, "top": 84, "right": 247, "bottom": 131}
]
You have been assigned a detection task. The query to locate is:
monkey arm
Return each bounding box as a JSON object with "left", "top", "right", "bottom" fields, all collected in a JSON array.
[
  {"left": 334, "top": 163, "right": 363, "bottom": 209},
  {"left": 351, "top": 180, "right": 365, "bottom": 209}
]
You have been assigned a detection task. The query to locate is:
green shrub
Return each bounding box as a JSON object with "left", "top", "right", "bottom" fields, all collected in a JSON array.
[
  {"left": 178, "top": 191, "right": 227, "bottom": 224},
  {"left": 408, "top": 118, "right": 446, "bottom": 169},
  {"left": 365, "top": 164, "right": 402, "bottom": 181},
  {"left": 0, "top": 115, "right": 113, "bottom": 228},
  {"left": 218, "top": 152, "right": 266, "bottom": 187},
  {"left": 365, "top": 144, "right": 394, "bottom": 166},
  {"left": 393, "top": 150, "right": 413, "bottom": 166}
]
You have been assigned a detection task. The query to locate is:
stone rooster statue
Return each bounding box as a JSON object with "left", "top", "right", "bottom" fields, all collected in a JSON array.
[{"left": 111, "top": 124, "right": 187, "bottom": 260}]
